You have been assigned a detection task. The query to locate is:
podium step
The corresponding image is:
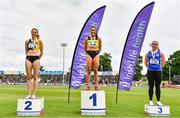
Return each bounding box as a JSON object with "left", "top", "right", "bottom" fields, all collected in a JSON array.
[
  {"left": 145, "top": 104, "right": 170, "bottom": 116},
  {"left": 81, "top": 90, "right": 106, "bottom": 115},
  {"left": 17, "top": 98, "right": 44, "bottom": 116}
]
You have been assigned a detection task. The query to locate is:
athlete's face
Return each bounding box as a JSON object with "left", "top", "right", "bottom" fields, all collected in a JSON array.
[
  {"left": 151, "top": 41, "right": 158, "bottom": 50},
  {"left": 90, "top": 27, "right": 96, "bottom": 37},
  {"left": 31, "top": 29, "right": 38, "bottom": 38}
]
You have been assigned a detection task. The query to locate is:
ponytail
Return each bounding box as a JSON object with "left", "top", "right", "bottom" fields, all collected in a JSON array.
[
  {"left": 96, "top": 33, "right": 98, "bottom": 39},
  {"left": 37, "top": 34, "right": 40, "bottom": 39}
]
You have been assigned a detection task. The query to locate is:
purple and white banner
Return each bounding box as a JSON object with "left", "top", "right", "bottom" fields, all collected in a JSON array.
[
  {"left": 118, "top": 2, "right": 155, "bottom": 90},
  {"left": 70, "top": 6, "right": 106, "bottom": 88}
]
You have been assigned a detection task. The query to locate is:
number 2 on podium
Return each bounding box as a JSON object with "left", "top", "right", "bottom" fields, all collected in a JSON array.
[
  {"left": 24, "top": 101, "right": 32, "bottom": 110},
  {"left": 89, "top": 93, "right": 97, "bottom": 106}
]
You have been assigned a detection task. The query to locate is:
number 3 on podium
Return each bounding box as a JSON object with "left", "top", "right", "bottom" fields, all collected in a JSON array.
[
  {"left": 158, "top": 107, "right": 163, "bottom": 113},
  {"left": 89, "top": 93, "right": 97, "bottom": 106}
]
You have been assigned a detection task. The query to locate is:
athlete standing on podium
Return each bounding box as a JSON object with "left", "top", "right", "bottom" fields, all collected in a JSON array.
[
  {"left": 25, "top": 28, "right": 43, "bottom": 99},
  {"left": 84, "top": 25, "right": 102, "bottom": 90},
  {"left": 144, "top": 40, "right": 166, "bottom": 106}
]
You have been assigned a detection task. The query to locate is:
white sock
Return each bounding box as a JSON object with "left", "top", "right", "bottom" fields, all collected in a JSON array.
[{"left": 31, "top": 94, "right": 36, "bottom": 99}]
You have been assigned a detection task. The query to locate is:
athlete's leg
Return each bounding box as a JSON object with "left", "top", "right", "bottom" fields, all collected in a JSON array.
[
  {"left": 32, "top": 59, "right": 40, "bottom": 98},
  {"left": 86, "top": 55, "right": 92, "bottom": 90},
  {"left": 155, "top": 71, "right": 162, "bottom": 102},
  {"left": 93, "top": 55, "right": 99, "bottom": 90},
  {"left": 147, "top": 71, "right": 155, "bottom": 101},
  {"left": 25, "top": 59, "right": 33, "bottom": 98}
]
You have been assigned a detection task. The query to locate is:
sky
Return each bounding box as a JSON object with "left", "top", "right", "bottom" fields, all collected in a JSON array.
[{"left": 0, "top": 0, "right": 179, "bottom": 74}]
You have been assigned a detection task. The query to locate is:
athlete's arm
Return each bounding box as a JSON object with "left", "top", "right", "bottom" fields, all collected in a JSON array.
[
  {"left": 161, "top": 52, "right": 166, "bottom": 67},
  {"left": 84, "top": 37, "right": 88, "bottom": 53},
  {"left": 25, "top": 40, "right": 28, "bottom": 55},
  {"left": 99, "top": 38, "right": 102, "bottom": 52},
  {"left": 39, "top": 40, "right": 43, "bottom": 59},
  {"left": 144, "top": 53, "right": 148, "bottom": 67}
]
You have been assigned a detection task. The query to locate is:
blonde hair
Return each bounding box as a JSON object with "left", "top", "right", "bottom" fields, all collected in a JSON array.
[
  {"left": 151, "top": 40, "right": 159, "bottom": 50},
  {"left": 151, "top": 40, "right": 158, "bottom": 45}
]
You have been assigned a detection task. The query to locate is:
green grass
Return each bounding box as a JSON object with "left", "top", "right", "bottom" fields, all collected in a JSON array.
[{"left": 0, "top": 85, "right": 180, "bottom": 117}]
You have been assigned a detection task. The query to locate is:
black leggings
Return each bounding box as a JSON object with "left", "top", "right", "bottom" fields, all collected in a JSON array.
[{"left": 147, "top": 70, "right": 162, "bottom": 101}]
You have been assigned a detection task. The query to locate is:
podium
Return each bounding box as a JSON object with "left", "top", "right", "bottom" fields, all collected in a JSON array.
[
  {"left": 145, "top": 104, "right": 170, "bottom": 116},
  {"left": 81, "top": 90, "right": 106, "bottom": 115},
  {"left": 17, "top": 98, "right": 44, "bottom": 116}
]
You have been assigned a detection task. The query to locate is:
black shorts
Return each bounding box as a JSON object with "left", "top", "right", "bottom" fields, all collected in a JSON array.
[
  {"left": 26, "top": 56, "right": 40, "bottom": 63},
  {"left": 86, "top": 51, "right": 99, "bottom": 59}
]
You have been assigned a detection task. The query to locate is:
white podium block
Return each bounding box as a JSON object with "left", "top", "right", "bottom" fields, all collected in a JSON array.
[
  {"left": 145, "top": 104, "right": 170, "bottom": 116},
  {"left": 81, "top": 90, "right": 105, "bottom": 115},
  {"left": 17, "top": 98, "right": 44, "bottom": 116}
]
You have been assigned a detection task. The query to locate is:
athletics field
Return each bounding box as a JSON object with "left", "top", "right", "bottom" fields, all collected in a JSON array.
[{"left": 0, "top": 85, "right": 179, "bottom": 117}]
